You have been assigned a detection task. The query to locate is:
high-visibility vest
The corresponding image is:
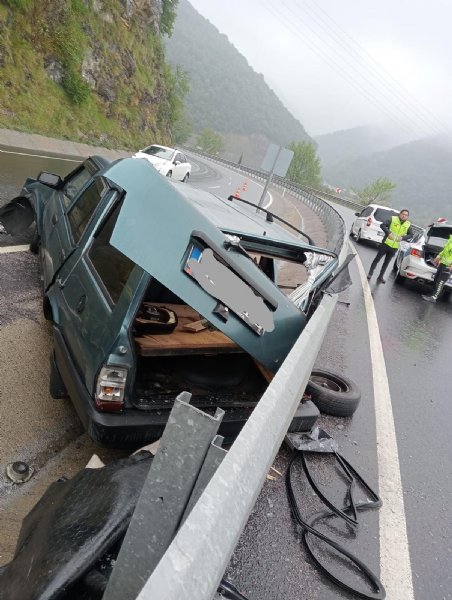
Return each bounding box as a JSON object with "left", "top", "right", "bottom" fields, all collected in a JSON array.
[
  {"left": 384, "top": 216, "right": 411, "bottom": 249},
  {"left": 438, "top": 236, "right": 452, "bottom": 266}
]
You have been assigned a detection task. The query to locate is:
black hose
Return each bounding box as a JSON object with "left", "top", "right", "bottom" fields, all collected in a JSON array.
[{"left": 286, "top": 451, "right": 386, "bottom": 599}]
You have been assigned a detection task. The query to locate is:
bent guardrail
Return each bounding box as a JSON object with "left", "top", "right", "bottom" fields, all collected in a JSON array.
[{"left": 102, "top": 156, "right": 350, "bottom": 598}]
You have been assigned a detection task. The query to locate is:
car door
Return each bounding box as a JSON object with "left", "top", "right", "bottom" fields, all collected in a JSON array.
[
  {"left": 173, "top": 152, "right": 186, "bottom": 180},
  {"left": 353, "top": 205, "right": 372, "bottom": 234},
  {"left": 51, "top": 193, "right": 136, "bottom": 387},
  {"left": 40, "top": 163, "right": 98, "bottom": 290}
]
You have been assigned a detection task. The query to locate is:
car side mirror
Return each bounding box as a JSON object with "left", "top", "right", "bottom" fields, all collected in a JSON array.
[
  {"left": 174, "top": 160, "right": 181, "bottom": 165},
  {"left": 38, "top": 172, "right": 63, "bottom": 188}
]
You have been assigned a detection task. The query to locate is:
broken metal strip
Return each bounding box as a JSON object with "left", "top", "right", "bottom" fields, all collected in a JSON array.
[{"left": 103, "top": 392, "right": 225, "bottom": 600}]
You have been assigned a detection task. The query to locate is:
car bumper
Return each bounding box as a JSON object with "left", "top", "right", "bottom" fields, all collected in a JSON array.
[
  {"left": 52, "top": 326, "right": 251, "bottom": 448},
  {"left": 399, "top": 259, "right": 452, "bottom": 287},
  {"left": 360, "top": 229, "right": 384, "bottom": 243}
]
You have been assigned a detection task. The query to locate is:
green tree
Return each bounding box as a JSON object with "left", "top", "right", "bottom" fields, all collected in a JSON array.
[
  {"left": 352, "top": 178, "right": 397, "bottom": 206},
  {"left": 286, "top": 141, "right": 321, "bottom": 187},
  {"left": 161, "top": 0, "right": 179, "bottom": 36},
  {"left": 197, "top": 127, "right": 224, "bottom": 154}
]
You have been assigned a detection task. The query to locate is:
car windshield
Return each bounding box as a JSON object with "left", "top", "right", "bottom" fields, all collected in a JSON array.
[
  {"left": 142, "top": 145, "right": 174, "bottom": 160},
  {"left": 374, "top": 208, "right": 399, "bottom": 222},
  {"left": 427, "top": 227, "right": 452, "bottom": 248}
]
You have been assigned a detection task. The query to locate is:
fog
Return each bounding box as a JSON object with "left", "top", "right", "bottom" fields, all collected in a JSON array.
[{"left": 188, "top": 0, "right": 452, "bottom": 140}]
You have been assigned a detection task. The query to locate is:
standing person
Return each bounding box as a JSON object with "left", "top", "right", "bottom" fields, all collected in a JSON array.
[
  {"left": 422, "top": 233, "right": 452, "bottom": 302},
  {"left": 367, "top": 209, "right": 412, "bottom": 283}
]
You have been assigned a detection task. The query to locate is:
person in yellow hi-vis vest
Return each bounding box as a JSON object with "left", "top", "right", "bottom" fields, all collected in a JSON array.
[
  {"left": 367, "top": 209, "right": 413, "bottom": 283},
  {"left": 422, "top": 234, "right": 452, "bottom": 302}
]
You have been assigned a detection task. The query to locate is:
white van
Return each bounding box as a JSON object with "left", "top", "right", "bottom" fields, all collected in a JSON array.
[{"left": 350, "top": 204, "right": 400, "bottom": 244}]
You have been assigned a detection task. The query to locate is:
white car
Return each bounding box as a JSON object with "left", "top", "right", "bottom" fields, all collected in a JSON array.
[
  {"left": 350, "top": 204, "right": 400, "bottom": 244},
  {"left": 133, "top": 144, "right": 191, "bottom": 182},
  {"left": 393, "top": 220, "right": 452, "bottom": 294}
]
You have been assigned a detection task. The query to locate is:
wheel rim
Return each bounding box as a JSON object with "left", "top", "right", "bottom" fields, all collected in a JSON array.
[{"left": 310, "top": 375, "right": 350, "bottom": 393}]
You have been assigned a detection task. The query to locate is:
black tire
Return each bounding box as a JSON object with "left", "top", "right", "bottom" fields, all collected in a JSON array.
[
  {"left": 355, "top": 228, "right": 362, "bottom": 243},
  {"left": 49, "top": 351, "right": 68, "bottom": 399},
  {"left": 166, "top": 170, "right": 172, "bottom": 178},
  {"left": 306, "top": 369, "right": 361, "bottom": 417},
  {"left": 29, "top": 227, "right": 40, "bottom": 254},
  {"left": 182, "top": 172, "right": 190, "bottom": 183}
]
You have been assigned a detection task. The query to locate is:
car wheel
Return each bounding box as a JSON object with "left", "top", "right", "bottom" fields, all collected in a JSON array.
[
  {"left": 182, "top": 172, "right": 190, "bottom": 183},
  {"left": 29, "top": 226, "right": 40, "bottom": 255},
  {"left": 355, "top": 228, "right": 362, "bottom": 243},
  {"left": 49, "top": 351, "right": 68, "bottom": 399},
  {"left": 306, "top": 369, "right": 361, "bottom": 417},
  {"left": 349, "top": 227, "right": 355, "bottom": 238},
  {"left": 166, "top": 170, "right": 172, "bottom": 178},
  {"left": 392, "top": 254, "right": 399, "bottom": 271}
]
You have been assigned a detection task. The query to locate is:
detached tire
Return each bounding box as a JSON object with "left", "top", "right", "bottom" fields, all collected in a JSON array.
[{"left": 306, "top": 369, "right": 361, "bottom": 417}]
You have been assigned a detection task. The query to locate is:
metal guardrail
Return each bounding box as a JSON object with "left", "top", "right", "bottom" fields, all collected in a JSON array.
[
  {"left": 101, "top": 150, "right": 350, "bottom": 600},
  {"left": 184, "top": 147, "right": 423, "bottom": 238}
]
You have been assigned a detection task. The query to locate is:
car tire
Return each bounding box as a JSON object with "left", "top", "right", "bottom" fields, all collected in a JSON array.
[
  {"left": 49, "top": 351, "right": 68, "bottom": 399},
  {"left": 355, "top": 228, "right": 362, "bottom": 243},
  {"left": 166, "top": 170, "right": 173, "bottom": 178},
  {"left": 182, "top": 172, "right": 190, "bottom": 183},
  {"left": 349, "top": 227, "right": 355, "bottom": 238},
  {"left": 29, "top": 227, "right": 40, "bottom": 255},
  {"left": 306, "top": 369, "right": 361, "bottom": 417}
]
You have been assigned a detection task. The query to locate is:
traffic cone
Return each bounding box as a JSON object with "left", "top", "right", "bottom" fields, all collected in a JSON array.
[
  {"left": 242, "top": 180, "right": 248, "bottom": 192},
  {"left": 234, "top": 188, "right": 241, "bottom": 198}
]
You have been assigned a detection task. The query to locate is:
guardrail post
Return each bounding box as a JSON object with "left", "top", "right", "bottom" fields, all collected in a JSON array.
[{"left": 102, "top": 392, "right": 225, "bottom": 600}]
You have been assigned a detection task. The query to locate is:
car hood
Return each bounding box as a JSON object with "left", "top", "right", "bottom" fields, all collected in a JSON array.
[{"left": 107, "top": 159, "right": 306, "bottom": 372}]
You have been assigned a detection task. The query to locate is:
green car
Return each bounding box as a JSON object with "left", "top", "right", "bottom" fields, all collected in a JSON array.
[{"left": 0, "top": 157, "right": 338, "bottom": 447}]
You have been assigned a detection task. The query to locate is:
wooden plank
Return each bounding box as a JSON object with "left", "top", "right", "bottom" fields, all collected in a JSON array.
[{"left": 134, "top": 302, "right": 242, "bottom": 357}]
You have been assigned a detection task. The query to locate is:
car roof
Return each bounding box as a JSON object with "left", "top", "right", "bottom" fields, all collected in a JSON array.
[
  {"left": 367, "top": 204, "right": 400, "bottom": 212},
  {"left": 145, "top": 144, "right": 175, "bottom": 152}
]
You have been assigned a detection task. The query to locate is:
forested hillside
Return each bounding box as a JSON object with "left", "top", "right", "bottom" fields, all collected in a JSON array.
[
  {"left": 165, "top": 0, "right": 312, "bottom": 162},
  {"left": 315, "top": 126, "right": 412, "bottom": 166},
  {"left": 323, "top": 134, "right": 452, "bottom": 224},
  {"left": 0, "top": 0, "right": 184, "bottom": 149}
]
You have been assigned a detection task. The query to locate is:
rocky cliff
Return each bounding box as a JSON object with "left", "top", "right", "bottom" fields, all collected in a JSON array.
[{"left": 0, "top": 0, "right": 183, "bottom": 149}]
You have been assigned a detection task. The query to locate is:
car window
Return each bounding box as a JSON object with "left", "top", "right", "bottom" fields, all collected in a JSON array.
[
  {"left": 175, "top": 153, "right": 184, "bottom": 163},
  {"left": 359, "top": 207, "right": 373, "bottom": 217},
  {"left": 142, "top": 145, "right": 174, "bottom": 160},
  {"left": 88, "top": 201, "right": 135, "bottom": 304},
  {"left": 374, "top": 208, "right": 399, "bottom": 222},
  {"left": 427, "top": 227, "right": 452, "bottom": 248},
  {"left": 62, "top": 166, "right": 92, "bottom": 209},
  {"left": 67, "top": 177, "right": 106, "bottom": 243},
  {"left": 179, "top": 154, "right": 187, "bottom": 163}
]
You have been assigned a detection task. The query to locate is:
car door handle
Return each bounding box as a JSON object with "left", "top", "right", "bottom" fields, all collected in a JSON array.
[
  {"left": 52, "top": 214, "right": 58, "bottom": 225},
  {"left": 76, "top": 294, "right": 86, "bottom": 313}
]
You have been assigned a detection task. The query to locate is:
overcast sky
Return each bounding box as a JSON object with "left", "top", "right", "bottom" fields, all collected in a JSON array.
[{"left": 187, "top": 0, "right": 452, "bottom": 139}]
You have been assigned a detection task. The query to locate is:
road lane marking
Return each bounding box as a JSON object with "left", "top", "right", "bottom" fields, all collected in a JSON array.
[
  {"left": 352, "top": 245, "right": 414, "bottom": 600},
  {"left": 0, "top": 245, "right": 30, "bottom": 254},
  {"left": 0, "top": 148, "right": 81, "bottom": 162}
]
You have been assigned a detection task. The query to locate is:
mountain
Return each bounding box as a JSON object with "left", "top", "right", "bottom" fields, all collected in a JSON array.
[
  {"left": 322, "top": 134, "right": 452, "bottom": 224},
  {"left": 315, "top": 126, "right": 414, "bottom": 167},
  {"left": 165, "top": 0, "right": 312, "bottom": 166}
]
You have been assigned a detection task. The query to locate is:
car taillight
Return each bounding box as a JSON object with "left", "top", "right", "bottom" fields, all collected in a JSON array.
[
  {"left": 366, "top": 217, "right": 372, "bottom": 226},
  {"left": 410, "top": 248, "right": 422, "bottom": 258},
  {"left": 95, "top": 366, "right": 127, "bottom": 412}
]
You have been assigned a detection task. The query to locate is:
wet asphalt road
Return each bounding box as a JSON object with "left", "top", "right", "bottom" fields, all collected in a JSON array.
[{"left": 1, "top": 149, "right": 451, "bottom": 599}]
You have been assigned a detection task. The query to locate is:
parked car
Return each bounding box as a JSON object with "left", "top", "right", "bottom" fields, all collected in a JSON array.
[
  {"left": 393, "top": 220, "right": 452, "bottom": 293},
  {"left": 350, "top": 204, "right": 400, "bottom": 244},
  {"left": 0, "top": 157, "right": 338, "bottom": 447},
  {"left": 133, "top": 144, "right": 191, "bottom": 182}
]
